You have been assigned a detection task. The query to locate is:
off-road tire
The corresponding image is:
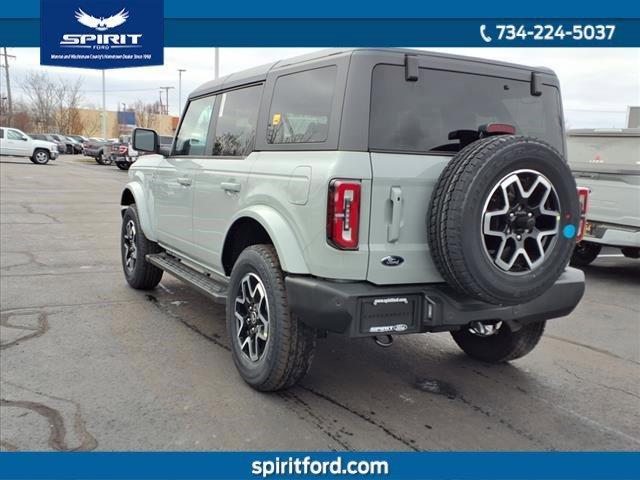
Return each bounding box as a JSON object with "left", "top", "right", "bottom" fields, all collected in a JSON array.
[
  {"left": 121, "top": 206, "right": 163, "bottom": 289},
  {"left": 31, "top": 149, "right": 50, "bottom": 165},
  {"left": 427, "top": 135, "right": 580, "bottom": 306},
  {"left": 226, "top": 245, "right": 317, "bottom": 392},
  {"left": 451, "top": 321, "right": 546, "bottom": 363},
  {"left": 571, "top": 241, "right": 602, "bottom": 266}
]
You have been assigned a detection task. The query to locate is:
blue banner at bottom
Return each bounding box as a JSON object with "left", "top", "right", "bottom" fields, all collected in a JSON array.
[{"left": 1, "top": 452, "right": 639, "bottom": 480}]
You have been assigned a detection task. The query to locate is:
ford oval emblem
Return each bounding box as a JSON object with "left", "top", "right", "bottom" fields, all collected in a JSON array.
[{"left": 381, "top": 255, "right": 404, "bottom": 267}]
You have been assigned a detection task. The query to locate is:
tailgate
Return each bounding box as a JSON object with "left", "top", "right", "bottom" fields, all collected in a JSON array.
[
  {"left": 367, "top": 152, "right": 448, "bottom": 285},
  {"left": 573, "top": 173, "right": 640, "bottom": 228}
]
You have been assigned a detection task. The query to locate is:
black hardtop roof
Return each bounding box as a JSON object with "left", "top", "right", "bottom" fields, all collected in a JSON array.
[{"left": 189, "top": 48, "right": 556, "bottom": 99}]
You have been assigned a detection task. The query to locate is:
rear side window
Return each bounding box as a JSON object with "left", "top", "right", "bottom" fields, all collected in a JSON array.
[
  {"left": 369, "top": 65, "right": 564, "bottom": 154},
  {"left": 267, "top": 66, "right": 337, "bottom": 144},
  {"left": 213, "top": 85, "right": 262, "bottom": 156},
  {"left": 174, "top": 95, "right": 215, "bottom": 156}
]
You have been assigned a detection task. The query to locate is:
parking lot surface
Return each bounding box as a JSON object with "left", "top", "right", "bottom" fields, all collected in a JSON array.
[{"left": 1, "top": 155, "right": 639, "bottom": 451}]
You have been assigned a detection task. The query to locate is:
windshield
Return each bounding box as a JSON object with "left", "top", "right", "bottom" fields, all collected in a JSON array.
[{"left": 369, "top": 65, "right": 564, "bottom": 154}]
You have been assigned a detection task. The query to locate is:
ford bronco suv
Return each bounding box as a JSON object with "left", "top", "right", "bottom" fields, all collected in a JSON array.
[{"left": 120, "top": 49, "right": 588, "bottom": 391}]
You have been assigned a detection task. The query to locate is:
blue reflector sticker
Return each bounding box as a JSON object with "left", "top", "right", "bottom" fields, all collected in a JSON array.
[{"left": 563, "top": 224, "right": 577, "bottom": 239}]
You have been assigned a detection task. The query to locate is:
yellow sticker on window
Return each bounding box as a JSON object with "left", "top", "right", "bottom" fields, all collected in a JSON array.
[{"left": 272, "top": 113, "right": 281, "bottom": 125}]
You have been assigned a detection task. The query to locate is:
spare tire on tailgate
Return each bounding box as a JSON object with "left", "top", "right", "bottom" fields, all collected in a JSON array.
[{"left": 428, "top": 135, "right": 579, "bottom": 306}]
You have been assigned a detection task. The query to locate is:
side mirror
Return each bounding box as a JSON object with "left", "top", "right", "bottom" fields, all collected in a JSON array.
[
  {"left": 132, "top": 128, "right": 160, "bottom": 154},
  {"left": 21, "top": 136, "right": 28, "bottom": 141}
]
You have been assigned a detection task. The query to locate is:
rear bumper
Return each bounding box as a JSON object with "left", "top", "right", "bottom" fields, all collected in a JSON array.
[
  {"left": 285, "top": 268, "right": 585, "bottom": 337},
  {"left": 583, "top": 221, "right": 640, "bottom": 248}
]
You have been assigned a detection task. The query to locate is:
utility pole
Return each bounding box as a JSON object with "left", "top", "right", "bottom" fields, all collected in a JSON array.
[
  {"left": 1, "top": 48, "right": 16, "bottom": 127},
  {"left": 159, "top": 86, "right": 174, "bottom": 115},
  {"left": 101, "top": 70, "right": 107, "bottom": 139},
  {"left": 214, "top": 48, "right": 219, "bottom": 80},
  {"left": 177, "top": 69, "right": 186, "bottom": 114}
]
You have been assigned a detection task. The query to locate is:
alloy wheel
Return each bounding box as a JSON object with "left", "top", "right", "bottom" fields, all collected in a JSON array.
[
  {"left": 234, "top": 273, "right": 270, "bottom": 362},
  {"left": 481, "top": 169, "right": 561, "bottom": 274}
]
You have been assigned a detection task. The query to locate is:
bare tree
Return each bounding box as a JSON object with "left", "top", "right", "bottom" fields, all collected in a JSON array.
[
  {"left": 20, "top": 71, "right": 83, "bottom": 133},
  {"left": 133, "top": 100, "right": 160, "bottom": 129},
  {"left": 53, "top": 76, "right": 83, "bottom": 134},
  {"left": 21, "top": 72, "right": 57, "bottom": 132}
]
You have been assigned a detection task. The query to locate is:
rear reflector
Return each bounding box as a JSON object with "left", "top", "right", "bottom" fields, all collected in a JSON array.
[
  {"left": 576, "top": 187, "right": 590, "bottom": 241},
  {"left": 327, "top": 180, "right": 361, "bottom": 250}
]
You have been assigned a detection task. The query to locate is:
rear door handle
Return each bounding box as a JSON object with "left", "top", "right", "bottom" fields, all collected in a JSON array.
[
  {"left": 221, "top": 181, "right": 241, "bottom": 193},
  {"left": 388, "top": 186, "right": 403, "bottom": 242},
  {"left": 176, "top": 176, "right": 192, "bottom": 186}
]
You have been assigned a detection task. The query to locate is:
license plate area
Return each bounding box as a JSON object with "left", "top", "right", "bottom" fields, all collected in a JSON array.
[{"left": 355, "top": 294, "right": 422, "bottom": 336}]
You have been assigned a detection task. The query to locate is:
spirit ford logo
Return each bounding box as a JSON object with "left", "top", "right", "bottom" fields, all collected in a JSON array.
[
  {"left": 41, "top": 0, "right": 163, "bottom": 69},
  {"left": 59, "top": 8, "right": 142, "bottom": 48},
  {"left": 60, "top": 34, "right": 142, "bottom": 46}
]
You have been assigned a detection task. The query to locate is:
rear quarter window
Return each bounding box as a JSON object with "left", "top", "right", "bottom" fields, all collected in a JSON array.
[
  {"left": 369, "top": 64, "right": 564, "bottom": 154},
  {"left": 267, "top": 66, "right": 337, "bottom": 144}
]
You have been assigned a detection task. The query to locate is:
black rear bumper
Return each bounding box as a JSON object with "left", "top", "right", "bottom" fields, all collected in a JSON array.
[{"left": 285, "top": 268, "right": 585, "bottom": 337}]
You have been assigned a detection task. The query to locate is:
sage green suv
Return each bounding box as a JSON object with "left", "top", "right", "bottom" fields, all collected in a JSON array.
[{"left": 120, "top": 49, "right": 588, "bottom": 391}]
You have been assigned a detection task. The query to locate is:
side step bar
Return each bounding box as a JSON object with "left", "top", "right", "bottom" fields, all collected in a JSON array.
[{"left": 146, "top": 253, "right": 228, "bottom": 304}]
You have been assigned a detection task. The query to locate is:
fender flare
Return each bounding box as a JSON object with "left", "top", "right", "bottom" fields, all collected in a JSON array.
[
  {"left": 226, "top": 206, "right": 310, "bottom": 274},
  {"left": 120, "top": 182, "right": 157, "bottom": 241}
]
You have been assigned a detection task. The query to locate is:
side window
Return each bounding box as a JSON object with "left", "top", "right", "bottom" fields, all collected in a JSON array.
[
  {"left": 267, "top": 66, "right": 337, "bottom": 144},
  {"left": 212, "top": 85, "right": 262, "bottom": 157},
  {"left": 173, "top": 96, "right": 215, "bottom": 156},
  {"left": 7, "top": 130, "right": 23, "bottom": 140},
  {"left": 0, "top": 129, "right": 4, "bottom": 139}
]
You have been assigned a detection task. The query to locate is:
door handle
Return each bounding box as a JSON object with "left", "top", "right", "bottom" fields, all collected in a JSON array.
[
  {"left": 176, "top": 177, "right": 192, "bottom": 186},
  {"left": 388, "top": 187, "right": 403, "bottom": 242},
  {"left": 221, "top": 181, "right": 241, "bottom": 193}
]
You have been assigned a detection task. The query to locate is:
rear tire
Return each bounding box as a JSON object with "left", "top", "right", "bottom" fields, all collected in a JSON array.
[
  {"left": 121, "top": 206, "right": 163, "bottom": 289},
  {"left": 571, "top": 241, "right": 602, "bottom": 266},
  {"left": 31, "top": 149, "right": 50, "bottom": 165},
  {"left": 451, "top": 321, "right": 546, "bottom": 363},
  {"left": 116, "top": 160, "right": 131, "bottom": 170},
  {"left": 226, "top": 245, "right": 316, "bottom": 392}
]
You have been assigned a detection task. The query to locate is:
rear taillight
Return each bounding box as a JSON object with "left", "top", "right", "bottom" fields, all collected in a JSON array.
[
  {"left": 327, "top": 180, "right": 361, "bottom": 250},
  {"left": 576, "top": 187, "right": 590, "bottom": 241}
]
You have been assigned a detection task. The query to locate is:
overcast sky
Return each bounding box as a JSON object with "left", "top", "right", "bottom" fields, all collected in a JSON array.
[{"left": 2, "top": 47, "right": 639, "bottom": 128}]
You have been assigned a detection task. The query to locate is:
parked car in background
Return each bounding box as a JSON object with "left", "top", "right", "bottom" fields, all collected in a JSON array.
[
  {"left": 111, "top": 135, "right": 173, "bottom": 170},
  {"left": 47, "top": 134, "right": 74, "bottom": 154},
  {"left": 68, "top": 134, "right": 89, "bottom": 145},
  {"left": 65, "top": 136, "right": 84, "bottom": 154},
  {"left": 84, "top": 138, "right": 114, "bottom": 165},
  {"left": 0, "top": 127, "right": 59, "bottom": 164},
  {"left": 568, "top": 128, "right": 640, "bottom": 265},
  {"left": 29, "top": 133, "right": 67, "bottom": 154}
]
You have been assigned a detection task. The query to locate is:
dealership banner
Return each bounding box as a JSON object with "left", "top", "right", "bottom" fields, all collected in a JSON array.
[
  {"left": 1, "top": 452, "right": 639, "bottom": 479},
  {"left": 39, "top": 0, "right": 163, "bottom": 68},
  {"left": 0, "top": 0, "right": 639, "bottom": 46}
]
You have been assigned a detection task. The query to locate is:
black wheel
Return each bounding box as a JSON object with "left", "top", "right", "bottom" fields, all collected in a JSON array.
[
  {"left": 116, "top": 161, "right": 131, "bottom": 170},
  {"left": 31, "top": 149, "right": 50, "bottom": 165},
  {"left": 428, "top": 135, "right": 580, "bottom": 306},
  {"left": 621, "top": 247, "right": 640, "bottom": 259},
  {"left": 451, "top": 321, "right": 546, "bottom": 363},
  {"left": 571, "top": 241, "right": 602, "bottom": 266},
  {"left": 121, "top": 206, "right": 163, "bottom": 289},
  {"left": 226, "top": 245, "right": 316, "bottom": 392}
]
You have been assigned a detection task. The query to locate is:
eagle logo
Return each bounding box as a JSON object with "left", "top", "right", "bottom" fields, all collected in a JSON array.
[{"left": 74, "top": 8, "right": 129, "bottom": 31}]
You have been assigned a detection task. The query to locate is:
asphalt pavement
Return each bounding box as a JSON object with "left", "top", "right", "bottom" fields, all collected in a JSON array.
[{"left": 1, "top": 154, "right": 639, "bottom": 451}]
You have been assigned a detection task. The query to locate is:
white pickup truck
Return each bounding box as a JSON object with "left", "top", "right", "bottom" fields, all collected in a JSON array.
[
  {"left": 0, "top": 127, "right": 59, "bottom": 164},
  {"left": 568, "top": 128, "right": 640, "bottom": 265}
]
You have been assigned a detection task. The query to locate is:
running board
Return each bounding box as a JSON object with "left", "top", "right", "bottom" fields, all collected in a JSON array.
[{"left": 146, "top": 253, "right": 228, "bottom": 304}]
